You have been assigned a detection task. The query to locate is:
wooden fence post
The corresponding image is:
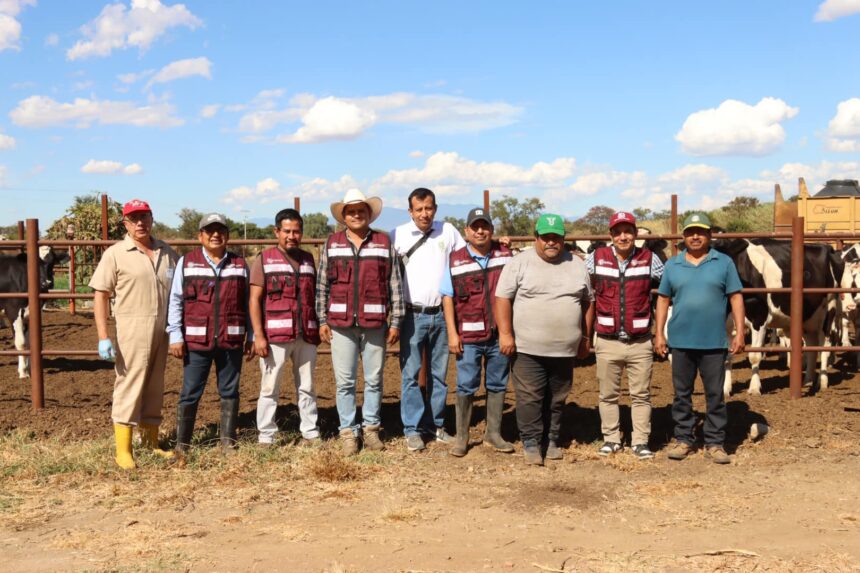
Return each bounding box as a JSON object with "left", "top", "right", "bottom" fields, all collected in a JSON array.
[
  {"left": 26, "top": 219, "right": 44, "bottom": 410},
  {"left": 789, "top": 216, "right": 804, "bottom": 399}
]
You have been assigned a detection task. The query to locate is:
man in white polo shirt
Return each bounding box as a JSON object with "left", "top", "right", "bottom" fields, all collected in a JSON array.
[{"left": 391, "top": 188, "right": 466, "bottom": 451}]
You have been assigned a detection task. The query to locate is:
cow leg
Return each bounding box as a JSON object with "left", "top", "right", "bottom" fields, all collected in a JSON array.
[
  {"left": 746, "top": 325, "right": 767, "bottom": 396},
  {"left": 13, "top": 308, "right": 29, "bottom": 379},
  {"left": 723, "top": 317, "right": 735, "bottom": 399}
]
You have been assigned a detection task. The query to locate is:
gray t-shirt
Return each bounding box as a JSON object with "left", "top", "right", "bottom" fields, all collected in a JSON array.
[{"left": 495, "top": 248, "right": 593, "bottom": 357}]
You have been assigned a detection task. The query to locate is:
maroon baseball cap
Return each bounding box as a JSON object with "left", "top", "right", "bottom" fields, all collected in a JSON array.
[
  {"left": 122, "top": 199, "right": 151, "bottom": 217},
  {"left": 608, "top": 211, "right": 636, "bottom": 229}
]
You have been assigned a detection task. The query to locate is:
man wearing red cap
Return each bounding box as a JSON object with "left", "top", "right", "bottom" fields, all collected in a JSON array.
[
  {"left": 90, "top": 199, "right": 178, "bottom": 469},
  {"left": 584, "top": 211, "right": 664, "bottom": 460}
]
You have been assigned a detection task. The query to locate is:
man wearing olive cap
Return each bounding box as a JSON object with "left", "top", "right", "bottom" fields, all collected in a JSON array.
[
  {"left": 654, "top": 212, "right": 745, "bottom": 465},
  {"left": 494, "top": 213, "right": 593, "bottom": 466}
]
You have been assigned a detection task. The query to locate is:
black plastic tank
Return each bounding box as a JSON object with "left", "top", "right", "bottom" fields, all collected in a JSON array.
[{"left": 814, "top": 179, "right": 860, "bottom": 197}]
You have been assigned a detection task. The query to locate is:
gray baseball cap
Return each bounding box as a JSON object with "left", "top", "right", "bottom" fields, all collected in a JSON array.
[{"left": 199, "top": 212, "right": 229, "bottom": 230}]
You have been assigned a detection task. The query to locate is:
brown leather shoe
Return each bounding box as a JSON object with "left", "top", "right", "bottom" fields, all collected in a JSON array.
[
  {"left": 340, "top": 428, "right": 360, "bottom": 456},
  {"left": 705, "top": 445, "right": 731, "bottom": 464},
  {"left": 667, "top": 440, "right": 693, "bottom": 460},
  {"left": 362, "top": 426, "right": 385, "bottom": 451}
]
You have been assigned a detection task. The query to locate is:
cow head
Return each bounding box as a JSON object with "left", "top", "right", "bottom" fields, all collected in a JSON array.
[
  {"left": 842, "top": 262, "right": 860, "bottom": 311},
  {"left": 15, "top": 248, "right": 70, "bottom": 292}
]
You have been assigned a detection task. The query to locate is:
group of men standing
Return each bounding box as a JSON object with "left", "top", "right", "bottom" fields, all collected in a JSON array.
[{"left": 91, "top": 190, "right": 745, "bottom": 470}]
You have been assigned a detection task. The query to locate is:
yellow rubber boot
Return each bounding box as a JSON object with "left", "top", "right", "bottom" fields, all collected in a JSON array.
[
  {"left": 139, "top": 424, "right": 175, "bottom": 459},
  {"left": 114, "top": 423, "right": 136, "bottom": 470}
]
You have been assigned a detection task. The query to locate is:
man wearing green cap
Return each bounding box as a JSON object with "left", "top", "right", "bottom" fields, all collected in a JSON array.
[
  {"left": 654, "top": 212, "right": 745, "bottom": 465},
  {"left": 494, "top": 213, "right": 593, "bottom": 466}
]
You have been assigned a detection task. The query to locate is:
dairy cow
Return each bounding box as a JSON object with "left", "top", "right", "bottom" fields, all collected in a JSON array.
[
  {"left": 840, "top": 244, "right": 860, "bottom": 365},
  {"left": 0, "top": 248, "right": 68, "bottom": 378},
  {"left": 713, "top": 238, "right": 843, "bottom": 396}
]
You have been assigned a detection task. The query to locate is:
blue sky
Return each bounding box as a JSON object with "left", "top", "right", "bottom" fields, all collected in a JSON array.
[{"left": 2, "top": 0, "right": 860, "bottom": 228}]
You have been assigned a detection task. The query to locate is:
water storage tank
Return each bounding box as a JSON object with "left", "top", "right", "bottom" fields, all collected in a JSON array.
[{"left": 814, "top": 179, "right": 860, "bottom": 197}]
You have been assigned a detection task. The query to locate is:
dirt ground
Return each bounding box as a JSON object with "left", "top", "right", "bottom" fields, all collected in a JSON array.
[{"left": 1, "top": 309, "right": 860, "bottom": 572}]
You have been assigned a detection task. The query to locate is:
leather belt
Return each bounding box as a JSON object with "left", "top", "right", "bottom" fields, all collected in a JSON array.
[
  {"left": 407, "top": 303, "right": 441, "bottom": 315},
  {"left": 596, "top": 333, "right": 651, "bottom": 344}
]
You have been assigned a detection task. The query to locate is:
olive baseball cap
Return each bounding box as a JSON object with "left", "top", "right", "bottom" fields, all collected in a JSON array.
[
  {"left": 682, "top": 212, "right": 712, "bottom": 231},
  {"left": 535, "top": 213, "right": 565, "bottom": 236}
]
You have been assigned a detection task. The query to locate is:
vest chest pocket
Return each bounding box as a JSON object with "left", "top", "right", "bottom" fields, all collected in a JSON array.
[
  {"left": 184, "top": 315, "right": 209, "bottom": 344},
  {"left": 283, "top": 275, "right": 298, "bottom": 298}
]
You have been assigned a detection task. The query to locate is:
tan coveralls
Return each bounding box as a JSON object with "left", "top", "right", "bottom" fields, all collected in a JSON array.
[{"left": 90, "top": 235, "right": 178, "bottom": 426}]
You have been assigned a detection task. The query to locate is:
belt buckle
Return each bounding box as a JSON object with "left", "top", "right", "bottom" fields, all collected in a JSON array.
[{"left": 617, "top": 333, "right": 630, "bottom": 343}]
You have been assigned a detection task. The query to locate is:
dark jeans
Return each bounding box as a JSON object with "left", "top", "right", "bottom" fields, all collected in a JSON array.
[
  {"left": 510, "top": 352, "right": 574, "bottom": 445},
  {"left": 179, "top": 348, "right": 243, "bottom": 407},
  {"left": 670, "top": 348, "right": 728, "bottom": 446}
]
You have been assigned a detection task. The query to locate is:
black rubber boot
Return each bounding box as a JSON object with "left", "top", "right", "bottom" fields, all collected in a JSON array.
[
  {"left": 173, "top": 403, "right": 198, "bottom": 466},
  {"left": 220, "top": 397, "right": 240, "bottom": 453},
  {"left": 483, "top": 391, "right": 514, "bottom": 453},
  {"left": 450, "top": 394, "right": 473, "bottom": 457}
]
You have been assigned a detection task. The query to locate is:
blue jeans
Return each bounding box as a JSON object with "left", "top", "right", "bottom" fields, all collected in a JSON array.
[
  {"left": 399, "top": 311, "right": 450, "bottom": 437},
  {"left": 455, "top": 337, "right": 510, "bottom": 395},
  {"left": 179, "top": 348, "right": 243, "bottom": 407},
  {"left": 330, "top": 326, "right": 386, "bottom": 434}
]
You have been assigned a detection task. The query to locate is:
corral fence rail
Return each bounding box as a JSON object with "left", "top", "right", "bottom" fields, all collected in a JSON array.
[{"left": 4, "top": 194, "right": 860, "bottom": 409}]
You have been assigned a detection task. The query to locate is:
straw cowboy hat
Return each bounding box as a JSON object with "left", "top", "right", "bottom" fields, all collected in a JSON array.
[{"left": 330, "top": 189, "right": 383, "bottom": 225}]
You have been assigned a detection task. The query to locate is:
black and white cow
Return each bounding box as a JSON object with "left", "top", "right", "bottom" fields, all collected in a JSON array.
[
  {"left": 713, "top": 238, "right": 844, "bottom": 396},
  {"left": 0, "top": 248, "right": 69, "bottom": 378},
  {"left": 839, "top": 244, "right": 860, "bottom": 365}
]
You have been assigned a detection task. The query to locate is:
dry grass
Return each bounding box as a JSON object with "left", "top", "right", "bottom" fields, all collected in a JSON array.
[{"left": 306, "top": 448, "right": 364, "bottom": 482}]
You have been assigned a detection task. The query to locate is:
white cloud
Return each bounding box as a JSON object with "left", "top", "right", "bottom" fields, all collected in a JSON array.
[
  {"left": 117, "top": 69, "right": 153, "bottom": 84},
  {"left": 66, "top": 0, "right": 202, "bottom": 60},
  {"left": 0, "top": 165, "right": 6, "bottom": 187},
  {"left": 10, "top": 95, "right": 183, "bottom": 128},
  {"left": 145, "top": 56, "right": 211, "bottom": 88},
  {"left": 0, "top": 130, "right": 15, "bottom": 149},
  {"left": 199, "top": 104, "right": 219, "bottom": 118},
  {"left": 826, "top": 98, "right": 860, "bottom": 151},
  {"left": 222, "top": 175, "right": 359, "bottom": 206},
  {"left": 0, "top": 0, "right": 35, "bottom": 52},
  {"left": 814, "top": 0, "right": 860, "bottom": 21},
  {"left": 675, "top": 97, "right": 799, "bottom": 156},
  {"left": 81, "top": 159, "right": 143, "bottom": 175},
  {"left": 235, "top": 91, "right": 523, "bottom": 142},
  {"left": 277, "top": 97, "right": 377, "bottom": 144},
  {"left": 409, "top": 150, "right": 424, "bottom": 158},
  {"left": 44, "top": 33, "right": 59, "bottom": 47}
]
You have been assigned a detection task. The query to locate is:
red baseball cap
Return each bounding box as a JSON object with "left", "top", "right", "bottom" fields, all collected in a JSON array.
[
  {"left": 122, "top": 199, "right": 151, "bottom": 217},
  {"left": 608, "top": 211, "right": 636, "bottom": 230}
]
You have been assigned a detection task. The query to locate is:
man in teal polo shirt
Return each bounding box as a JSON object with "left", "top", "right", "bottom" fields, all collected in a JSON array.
[{"left": 654, "top": 212, "right": 745, "bottom": 464}]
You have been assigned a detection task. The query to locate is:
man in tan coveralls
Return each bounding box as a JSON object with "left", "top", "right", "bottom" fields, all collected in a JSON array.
[{"left": 90, "top": 199, "right": 178, "bottom": 469}]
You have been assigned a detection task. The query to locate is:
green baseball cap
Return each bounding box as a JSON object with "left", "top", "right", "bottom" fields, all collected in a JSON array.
[
  {"left": 682, "top": 212, "right": 712, "bottom": 231},
  {"left": 535, "top": 213, "right": 566, "bottom": 236}
]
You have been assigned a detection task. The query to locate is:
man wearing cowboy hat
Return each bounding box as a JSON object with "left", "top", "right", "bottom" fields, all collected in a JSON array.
[
  {"left": 317, "top": 189, "right": 404, "bottom": 455},
  {"left": 654, "top": 212, "right": 745, "bottom": 465}
]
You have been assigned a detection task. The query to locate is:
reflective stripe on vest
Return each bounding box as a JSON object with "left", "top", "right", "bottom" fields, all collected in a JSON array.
[
  {"left": 448, "top": 242, "right": 511, "bottom": 343},
  {"left": 182, "top": 249, "right": 248, "bottom": 351},
  {"left": 325, "top": 230, "right": 391, "bottom": 329},
  {"left": 592, "top": 246, "right": 653, "bottom": 336},
  {"left": 260, "top": 246, "right": 321, "bottom": 345}
]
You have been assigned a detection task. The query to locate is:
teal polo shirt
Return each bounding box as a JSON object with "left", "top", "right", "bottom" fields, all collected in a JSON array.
[{"left": 657, "top": 248, "right": 743, "bottom": 350}]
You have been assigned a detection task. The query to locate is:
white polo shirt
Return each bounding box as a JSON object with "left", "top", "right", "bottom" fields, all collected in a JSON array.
[{"left": 390, "top": 220, "right": 466, "bottom": 307}]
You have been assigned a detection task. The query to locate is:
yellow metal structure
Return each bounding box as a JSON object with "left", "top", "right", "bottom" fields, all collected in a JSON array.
[{"left": 774, "top": 177, "right": 860, "bottom": 234}]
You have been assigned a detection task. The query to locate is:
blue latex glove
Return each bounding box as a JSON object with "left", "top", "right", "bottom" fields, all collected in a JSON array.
[{"left": 98, "top": 338, "right": 116, "bottom": 361}]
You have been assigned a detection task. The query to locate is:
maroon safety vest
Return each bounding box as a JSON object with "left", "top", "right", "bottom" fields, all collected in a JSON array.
[
  {"left": 592, "top": 246, "right": 653, "bottom": 336},
  {"left": 182, "top": 248, "right": 248, "bottom": 351},
  {"left": 449, "top": 242, "right": 512, "bottom": 343},
  {"left": 260, "top": 246, "right": 321, "bottom": 345},
  {"left": 324, "top": 229, "right": 392, "bottom": 329}
]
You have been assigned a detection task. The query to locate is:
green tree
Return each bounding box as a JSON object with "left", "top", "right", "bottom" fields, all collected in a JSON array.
[
  {"left": 632, "top": 207, "right": 653, "bottom": 221},
  {"left": 491, "top": 195, "right": 545, "bottom": 236},
  {"left": 443, "top": 216, "right": 466, "bottom": 234},
  {"left": 574, "top": 205, "right": 614, "bottom": 234},
  {"left": 176, "top": 208, "right": 204, "bottom": 239},
  {"left": 302, "top": 212, "right": 335, "bottom": 238}
]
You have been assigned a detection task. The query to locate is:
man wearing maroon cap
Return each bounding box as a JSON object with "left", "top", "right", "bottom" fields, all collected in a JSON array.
[
  {"left": 90, "top": 199, "right": 178, "bottom": 469},
  {"left": 584, "top": 211, "right": 664, "bottom": 460}
]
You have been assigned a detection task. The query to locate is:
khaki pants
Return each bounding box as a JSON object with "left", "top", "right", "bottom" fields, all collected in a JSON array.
[
  {"left": 111, "top": 316, "right": 169, "bottom": 426},
  {"left": 595, "top": 336, "right": 653, "bottom": 446}
]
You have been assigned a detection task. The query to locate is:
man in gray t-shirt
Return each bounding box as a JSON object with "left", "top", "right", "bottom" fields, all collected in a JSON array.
[{"left": 495, "top": 213, "right": 594, "bottom": 466}]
